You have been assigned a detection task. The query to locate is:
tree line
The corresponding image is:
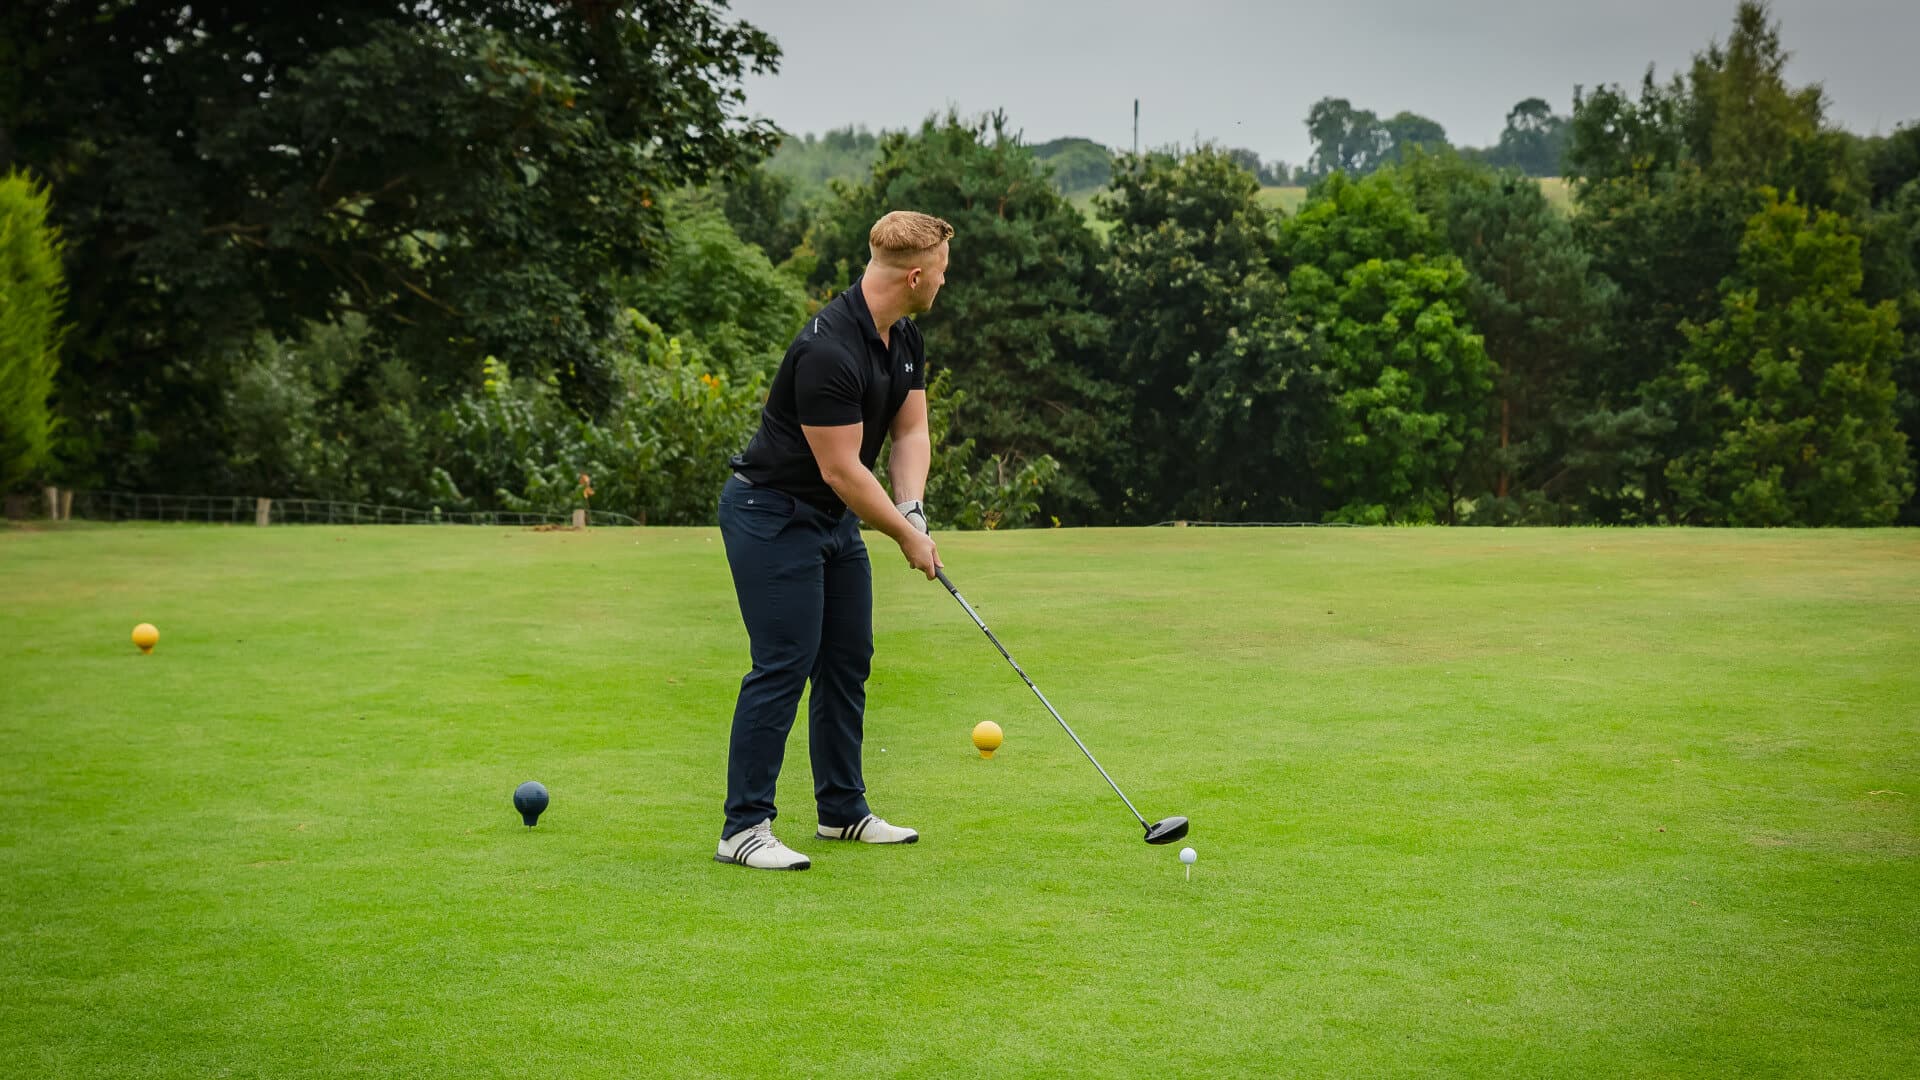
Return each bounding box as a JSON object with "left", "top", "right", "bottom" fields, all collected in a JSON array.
[
  {"left": 2, "top": 1, "right": 1913, "bottom": 527},
  {"left": 758, "top": 95, "right": 1567, "bottom": 205}
]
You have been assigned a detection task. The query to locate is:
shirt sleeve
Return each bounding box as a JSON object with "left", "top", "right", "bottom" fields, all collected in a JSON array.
[
  {"left": 909, "top": 321, "right": 928, "bottom": 391},
  {"left": 794, "top": 340, "right": 865, "bottom": 426}
]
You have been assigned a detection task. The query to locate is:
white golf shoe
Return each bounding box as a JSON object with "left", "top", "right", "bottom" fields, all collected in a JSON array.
[
  {"left": 816, "top": 814, "right": 918, "bottom": 844},
  {"left": 715, "top": 820, "right": 811, "bottom": 870}
]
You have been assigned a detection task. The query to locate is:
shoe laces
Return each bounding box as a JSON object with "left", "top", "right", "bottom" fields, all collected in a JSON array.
[{"left": 749, "top": 820, "right": 786, "bottom": 850}]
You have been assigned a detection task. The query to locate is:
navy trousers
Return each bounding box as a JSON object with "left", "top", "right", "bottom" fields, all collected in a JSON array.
[{"left": 716, "top": 476, "right": 874, "bottom": 840}]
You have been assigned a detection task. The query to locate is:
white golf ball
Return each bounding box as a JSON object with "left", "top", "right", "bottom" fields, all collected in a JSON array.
[{"left": 1179, "top": 847, "right": 1197, "bottom": 865}]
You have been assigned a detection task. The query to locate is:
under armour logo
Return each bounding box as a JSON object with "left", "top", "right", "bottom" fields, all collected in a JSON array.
[{"left": 904, "top": 363, "right": 914, "bottom": 372}]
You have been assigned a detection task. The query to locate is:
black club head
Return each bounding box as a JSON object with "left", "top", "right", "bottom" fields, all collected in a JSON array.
[{"left": 1144, "top": 816, "right": 1189, "bottom": 845}]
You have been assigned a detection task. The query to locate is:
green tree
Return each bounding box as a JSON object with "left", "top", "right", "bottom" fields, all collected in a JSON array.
[
  {"left": 1564, "top": 1, "right": 1874, "bottom": 520},
  {"left": 1567, "top": 72, "right": 1690, "bottom": 186},
  {"left": 1485, "top": 98, "right": 1570, "bottom": 177},
  {"left": 1280, "top": 171, "right": 1494, "bottom": 522},
  {"left": 1568, "top": 94, "right": 1750, "bottom": 520},
  {"left": 1408, "top": 158, "right": 1618, "bottom": 521},
  {"left": 1382, "top": 112, "right": 1449, "bottom": 165},
  {"left": 1877, "top": 189, "right": 1920, "bottom": 522},
  {"left": 217, "top": 203, "right": 804, "bottom": 516},
  {"left": 1683, "top": 3, "right": 1831, "bottom": 197},
  {"left": 810, "top": 111, "right": 1118, "bottom": 518},
  {"left": 0, "top": 169, "right": 65, "bottom": 491},
  {"left": 1030, "top": 137, "right": 1114, "bottom": 196},
  {"left": 1096, "top": 148, "right": 1323, "bottom": 522},
  {"left": 1573, "top": 2, "right": 1854, "bottom": 210},
  {"left": 1306, "top": 98, "right": 1388, "bottom": 177},
  {"left": 1668, "top": 193, "right": 1913, "bottom": 524},
  {"left": 720, "top": 165, "right": 811, "bottom": 265},
  {"left": 3, "top": 1, "right": 779, "bottom": 490},
  {"left": 1857, "top": 133, "right": 1920, "bottom": 521},
  {"left": 425, "top": 315, "right": 769, "bottom": 526},
  {"left": 876, "top": 369, "right": 1061, "bottom": 531},
  {"left": 222, "top": 316, "right": 437, "bottom": 504},
  {"left": 765, "top": 127, "right": 883, "bottom": 192},
  {"left": 1862, "top": 124, "right": 1920, "bottom": 206},
  {"left": 1223, "top": 146, "right": 1266, "bottom": 178},
  {"left": 622, "top": 195, "right": 808, "bottom": 381},
  {"left": 1259, "top": 160, "right": 1301, "bottom": 186}
]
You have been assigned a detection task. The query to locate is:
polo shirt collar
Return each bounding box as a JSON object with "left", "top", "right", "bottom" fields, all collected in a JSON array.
[{"left": 844, "top": 277, "right": 890, "bottom": 349}]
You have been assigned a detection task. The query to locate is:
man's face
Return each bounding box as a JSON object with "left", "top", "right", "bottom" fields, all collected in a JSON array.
[{"left": 906, "top": 241, "right": 949, "bottom": 314}]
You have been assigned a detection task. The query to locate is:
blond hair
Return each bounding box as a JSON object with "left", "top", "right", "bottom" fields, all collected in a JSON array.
[{"left": 868, "top": 211, "right": 954, "bottom": 266}]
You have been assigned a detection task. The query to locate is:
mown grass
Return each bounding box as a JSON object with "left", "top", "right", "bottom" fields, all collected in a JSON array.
[{"left": 3, "top": 524, "right": 1916, "bottom": 1078}]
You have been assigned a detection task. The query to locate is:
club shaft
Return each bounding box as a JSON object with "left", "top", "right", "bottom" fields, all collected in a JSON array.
[{"left": 935, "top": 569, "right": 1149, "bottom": 830}]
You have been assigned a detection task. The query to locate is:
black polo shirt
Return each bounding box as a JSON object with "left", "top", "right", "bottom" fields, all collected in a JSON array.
[{"left": 729, "top": 278, "right": 927, "bottom": 515}]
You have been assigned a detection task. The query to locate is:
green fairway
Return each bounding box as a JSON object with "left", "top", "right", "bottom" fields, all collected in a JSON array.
[
  {"left": 1254, "top": 180, "right": 1571, "bottom": 218},
  {"left": 1537, "top": 176, "right": 1574, "bottom": 212},
  {"left": 1258, "top": 184, "right": 1310, "bottom": 215},
  {"left": 4, "top": 524, "right": 1917, "bottom": 1078}
]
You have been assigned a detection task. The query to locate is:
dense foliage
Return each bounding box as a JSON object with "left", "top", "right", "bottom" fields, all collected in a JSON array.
[
  {"left": 2, "top": 2, "right": 1913, "bottom": 527},
  {"left": 0, "top": 169, "right": 64, "bottom": 491}
]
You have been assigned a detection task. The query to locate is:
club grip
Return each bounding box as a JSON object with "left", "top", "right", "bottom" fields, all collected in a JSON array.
[{"left": 934, "top": 567, "right": 984, "bottom": 631}]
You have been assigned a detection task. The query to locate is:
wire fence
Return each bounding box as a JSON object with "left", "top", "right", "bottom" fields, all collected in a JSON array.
[
  {"left": 1151, "top": 519, "right": 1357, "bottom": 527},
  {"left": 59, "top": 491, "right": 641, "bottom": 527},
  {"left": 10, "top": 490, "right": 1351, "bottom": 530}
]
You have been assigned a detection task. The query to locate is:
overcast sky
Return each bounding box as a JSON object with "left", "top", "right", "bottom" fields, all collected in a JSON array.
[{"left": 725, "top": 0, "right": 1918, "bottom": 167}]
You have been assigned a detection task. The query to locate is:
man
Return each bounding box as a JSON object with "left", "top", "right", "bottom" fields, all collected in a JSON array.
[{"left": 712, "top": 210, "right": 951, "bottom": 871}]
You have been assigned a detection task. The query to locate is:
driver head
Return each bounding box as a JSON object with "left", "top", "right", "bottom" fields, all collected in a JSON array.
[{"left": 1144, "top": 816, "right": 1189, "bottom": 845}]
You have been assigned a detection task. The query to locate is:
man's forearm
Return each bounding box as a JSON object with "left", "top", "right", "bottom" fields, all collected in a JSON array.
[
  {"left": 822, "top": 465, "right": 918, "bottom": 543},
  {"left": 888, "top": 432, "right": 931, "bottom": 504}
]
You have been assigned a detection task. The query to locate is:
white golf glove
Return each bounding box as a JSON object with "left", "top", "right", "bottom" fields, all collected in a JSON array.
[{"left": 896, "top": 499, "right": 929, "bottom": 535}]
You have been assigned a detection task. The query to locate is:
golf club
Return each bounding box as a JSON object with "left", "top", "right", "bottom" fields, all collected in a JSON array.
[{"left": 935, "top": 568, "right": 1189, "bottom": 845}]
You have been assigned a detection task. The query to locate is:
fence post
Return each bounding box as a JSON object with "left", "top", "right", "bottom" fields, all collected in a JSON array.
[{"left": 256, "top": 498, "right": 272, "bottom": 527}]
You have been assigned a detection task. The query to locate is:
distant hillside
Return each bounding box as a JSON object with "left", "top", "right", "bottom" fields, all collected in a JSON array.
[
  {"left": 766, "top": 127, "right": 1117, "bottom": 201},
  {"left": 766, "top": 126, "right": 1572, "bottom": 223},
  {"left": 1537, "top": 177, "right": 1574, "bottom": 212},
  {"left": 1258, "top": 178, "right": 1571, "bottom": 219},
  {"left": 1256, "top": 186, "right": 1310, "bottom": 216},
  {"left": 764, "top": 127, "right": 881, "bottom": 193}
]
